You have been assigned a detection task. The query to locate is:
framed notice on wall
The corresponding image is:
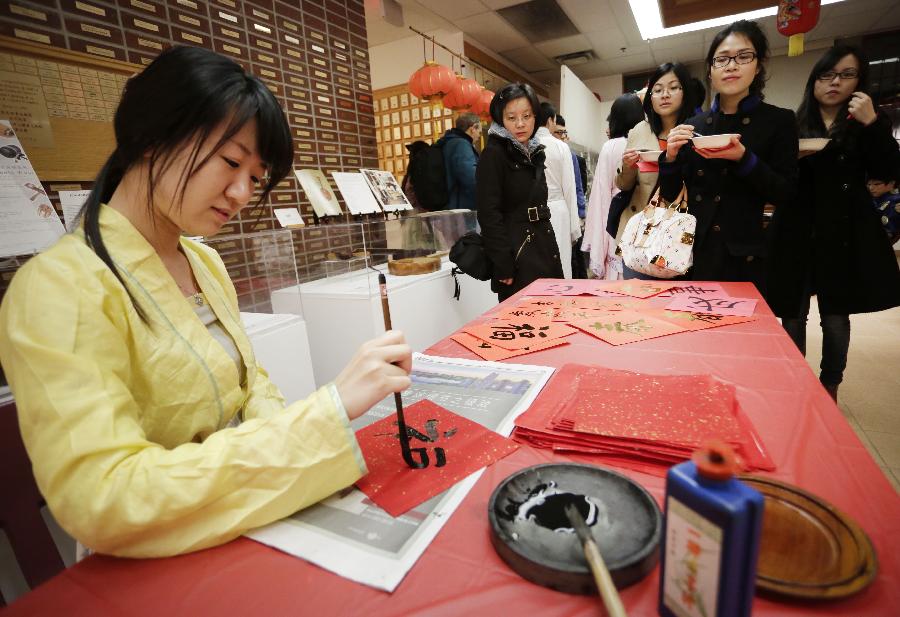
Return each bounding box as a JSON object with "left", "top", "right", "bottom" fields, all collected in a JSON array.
[{"left": 0, "top": 35, "right": 139, "bottom": 181}]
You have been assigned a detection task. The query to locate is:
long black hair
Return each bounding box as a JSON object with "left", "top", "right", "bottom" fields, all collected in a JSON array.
[
  {"left": 796, "top": 45, "right": 870, "bottom": 140},
  {"left": 489, "top": 83, "right": 541, "bottom": 140},
  {"left": 607, "top": 93, "right": 644, "bottom": 139},
  {"left": 706, "top": 20, "right": 770, "bottom": 99},
  {"left": 643, "top": 62, "right": 693, "bottom": 136},
  {"left": 81, "top": 46, "right": 293, "bottom": 320}
]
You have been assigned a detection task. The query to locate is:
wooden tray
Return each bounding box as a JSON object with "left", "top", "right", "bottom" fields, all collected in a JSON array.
[
  {"left": 387, "top": 256, "right": 441, "bottom": 276},
  {"left": 739, "top": 475, "right": 877, "bottom": 600}
]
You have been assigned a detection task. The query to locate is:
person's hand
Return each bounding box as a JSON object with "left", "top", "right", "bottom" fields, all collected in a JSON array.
[
  {"left": 665, "top": 124, "right": 695, "bottom": 162},
  {"left": 848, "top": 92, "right": 877, "bottom": 126},
  {"left": 333, "top": 330, "right": 412, "bottom": 420},
  {"left": 498, "top": 278, "right": 513, "bottom": 285},
  {"left": 695, "top": 135, "right": 745, "bottom": 161},
  {"left": 621, "top": 149, "right": 640, "bottom": 168}
]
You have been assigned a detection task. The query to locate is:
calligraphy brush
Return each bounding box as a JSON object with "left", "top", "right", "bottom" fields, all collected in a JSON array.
[
  {"left": 376, "top": 272, "right": 426, "bottom": 469},
  {"left": 565, "top": 504, "right": 628, "bottom": 617}
]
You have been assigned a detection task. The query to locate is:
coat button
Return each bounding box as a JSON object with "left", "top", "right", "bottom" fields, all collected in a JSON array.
[
  {"left": 742, "top": 117, "right": 751, "bottom": 125},
  {"left": 712, "top": 224, "right": 721, "bottom": 231},
  {"left": 746, "top": 255, "right": 754, "bottom": 262},
  {"left": 695, "top": 194, "right": 702, "bottom": 201},
  {"left": 697, "top": 169, "right": 704, "bottom": 176},
  {"left": 842, "top": 183, "right": 849, "bottom": 191},
  {"left": 837, "top": 154, "right": 845, "bottom": 162},
  {"left": 714, "top": 195, "right": 721, "bottom": 203},
  {"left": 722, "top": 168, "right": 728, "bottom": 176},
  {"left": 706, "top": 117, "right": 713, "bottom": 125}
]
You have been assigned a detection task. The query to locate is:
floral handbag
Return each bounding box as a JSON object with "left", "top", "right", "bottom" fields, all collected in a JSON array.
[{"left": 619, "top": 184, "right": 695, "bottom": 278}]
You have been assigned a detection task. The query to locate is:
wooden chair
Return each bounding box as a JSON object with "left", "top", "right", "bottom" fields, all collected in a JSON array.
[{"left": 0, "top": 399, "right": 65, "bottom": 605}]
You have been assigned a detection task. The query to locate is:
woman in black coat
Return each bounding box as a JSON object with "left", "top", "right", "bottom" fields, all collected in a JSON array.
[
  {"left": 477, "top": 83, "right": 563, "bottom": 302},
  {"left": 770, "top": 45, "right": 900, "bottom": 399},
  {"left": 660, "top": 20, "right": 798, "bottom": 295}
]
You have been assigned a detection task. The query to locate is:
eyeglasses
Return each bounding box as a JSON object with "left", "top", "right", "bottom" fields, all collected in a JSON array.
[
  {"left": 711, "top": 51, "right": 757, "bottom": 69},
  {"left": 817, "top": 69, "right": 859, "bottom": 81},
  {"left": 651, "top": 84, "right": 683, "bottom": 97},
  {"left": 553, "top": 129, "right": 568, "bottom": 137}
]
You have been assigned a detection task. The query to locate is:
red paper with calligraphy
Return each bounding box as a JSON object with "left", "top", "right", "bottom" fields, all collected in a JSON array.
[
  {"left": 464, "top": 319, "right": 577, "bottom": 350},
  {"left": 449, "top": 331, "right": 569, "bottom": 361},
  {"left": 570, "top": 310, "right": 686, "bottom": 345},
  {"left": 355, "top": 400, "right": 519, "bottom": 517}
]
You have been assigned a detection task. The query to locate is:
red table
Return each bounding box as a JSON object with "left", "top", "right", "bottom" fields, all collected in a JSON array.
[{"left": 6, "top": 282, "right": 899, "bottom": 616}]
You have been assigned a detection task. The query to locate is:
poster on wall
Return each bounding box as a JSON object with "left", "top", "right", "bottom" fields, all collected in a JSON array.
[
  {"left": 360, "top": 168, "right": 412, "bottom": 212},
  {"left": 0, "top": 120, "right": 65, "bottom": 258},
  {"left": 58, "top": 189, "right": 90, "bottom": 231},
  {"left": 294, "top": 168, "right": 343, "bottom": 217}
]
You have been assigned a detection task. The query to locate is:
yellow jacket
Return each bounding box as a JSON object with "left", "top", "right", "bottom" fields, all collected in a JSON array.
[{"left": 0, "top": 205, "right": 366, "bottom": 557}]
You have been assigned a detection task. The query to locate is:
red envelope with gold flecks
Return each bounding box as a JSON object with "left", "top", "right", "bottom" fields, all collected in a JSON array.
[
  {"left": 354, "top": 400, "right": 519, "bottom": 517},
  {"left": 464, "top": 319, "right": 577, "bottom": 350},
  {"left": 570, "top": 310, "right": 685, "bottom": 345},
  {"left": 639, "top": 308, "right": 758, "bottom": 332},
  {"left": 450, "top": 331, "right": 569, "bottom": 361}
]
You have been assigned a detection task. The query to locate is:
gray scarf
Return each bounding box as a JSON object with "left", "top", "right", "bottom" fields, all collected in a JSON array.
[{"left": 488, "top": 122, "right": 542, "bottom": 160}]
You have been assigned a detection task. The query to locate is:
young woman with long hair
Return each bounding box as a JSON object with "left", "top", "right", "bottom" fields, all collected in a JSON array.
[
  {"left": 614, "top": 62, "right": 693, "bottom": 280},
  {"left": 0, "top": 46, "right": 411, "bottom": 558},
  {"left": 770, "top": 45, "right": 900, "bottom": 400},
  {"left": 660, "top": 20, "right": 799, "bottom": 292}
]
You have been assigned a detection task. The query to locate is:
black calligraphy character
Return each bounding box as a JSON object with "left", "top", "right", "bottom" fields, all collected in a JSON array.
[
  {"left": 689, "top": 296, "right": 746, "bottom": 311},
  {"left": 488, "top": 330, "right": 516, "bottom": 341},
  {"left": 391, "top": 418, "right": 457, "bottom": 468},
  {"left": 478, "top": 341, "right": 492, "bottom": 349}
]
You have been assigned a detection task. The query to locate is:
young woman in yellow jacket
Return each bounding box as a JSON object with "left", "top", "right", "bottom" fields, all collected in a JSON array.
[{"left": 0, "top": 47, "right": 412, "bottom": 558}]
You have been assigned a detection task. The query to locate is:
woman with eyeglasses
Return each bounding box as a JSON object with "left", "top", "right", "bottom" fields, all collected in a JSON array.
[
  {"left": 476, "top": 83, "right": 563, "bottom": 302},
  {"left": 660, "top": 20, "right": 798, "bottom": 292},
  {"left": 614, "top": 62, "right": 693, "bottom": 280},
  {"left": 769, "top": 45, "right": 900, "bottom": 401}
]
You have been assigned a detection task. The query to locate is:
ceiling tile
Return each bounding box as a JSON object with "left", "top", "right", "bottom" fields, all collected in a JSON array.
[
  {"left": 480, "top": 0, "right": 530, "bottom": 9},
  {"left": 570, "top": 59, "right": 613, "bottom": 80},
  {"left": 457, "top": 11, "right": 531, "bottom": 52},
  {"left": 501, "top": 45, "right": 558, "bottom": 72},
  {"left": 497, "top": 0, "right": 580, "bottom": 42},
  {"left": 416, "top": 0, "right": 491, "bottom": 22},
  {"left": 557, "top": 0, "right": 616, "bottom": 28},
  {"left": 534, "top": 34, "right": 593, "bottom": 58},
  {"left": 648, "top": 31, "right": 704, "bottom": 51},
  {"left": 530, "top": 67, "right": 562, "bottom": 84},
  {"left": 649, "top": 42, "right": 704, "bottom": 65},
  {"left": 584, "top": 27, "right": 630, "bottom": 59},
  {"left": 604, "top": 51, "right": 656, "bottom": 75}
]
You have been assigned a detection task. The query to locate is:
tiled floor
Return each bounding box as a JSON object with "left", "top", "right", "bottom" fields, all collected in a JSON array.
[{"left": 802, "top": 296, "right": 900, "bottom": 492}]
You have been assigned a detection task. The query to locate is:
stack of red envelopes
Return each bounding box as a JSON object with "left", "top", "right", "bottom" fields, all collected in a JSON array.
[{"left": 513, "top": 363, "right": 773, "bottom": 475}]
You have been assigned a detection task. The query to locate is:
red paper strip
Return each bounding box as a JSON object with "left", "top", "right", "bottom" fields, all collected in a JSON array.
[
  {"left": 464, "top": 319, "right": 577, "bottom": 350},
  {"left": 654, "top": 282, "right": 728, "bottom": 299},
  {"left": 449, "top": 332, "right": 569, "bottom": 361},
  {"left": 496, "top": 305, "right": 558, "bottom": 321},
  {"left": 601, "top": 280, "right": 675, "bottom": 298},
  {"left": 570, "top": 310, "right": 686, "bottom": 345},
  {"left": 665, "top": 294, "right": 758, "bottom": 317},
  {"left": 525, "top": 280, "right": 629, "bottom": 297},
  {"left": 354, "top": 400, "right": 519, "bottom": 517},
  {"left": 639, "top": 308, "right": 758, "bottom": 332}
]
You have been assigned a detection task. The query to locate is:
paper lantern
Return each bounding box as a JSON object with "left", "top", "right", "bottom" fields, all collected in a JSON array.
[
  {"left": 442, "top": 75, "right": 481, "bottom": 111},
  {"left": 471, "top": 88, "right": 495, "bottom": 119},
  {"left": 408, "top": 61, "right": 456, "bottom": 101},
  {"left": 777, "top": 0, "right": 821, "bottom": 57}
]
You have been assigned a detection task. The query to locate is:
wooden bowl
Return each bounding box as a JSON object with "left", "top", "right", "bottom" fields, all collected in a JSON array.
[
  {"left": 387, "top": 256, "right": 441, "bottom": 276},
  {"left": 739, "top": 475, "right": 877, "bottom": 600}
]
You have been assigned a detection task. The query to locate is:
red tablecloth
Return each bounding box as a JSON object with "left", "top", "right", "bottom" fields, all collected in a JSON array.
[{"left": 7, "top": 282, "right": 899, "bottom": 616}]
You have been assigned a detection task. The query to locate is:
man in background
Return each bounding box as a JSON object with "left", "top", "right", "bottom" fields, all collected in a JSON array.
[{"left": 435, "top": 112, "right": 481, "bottom": 210}]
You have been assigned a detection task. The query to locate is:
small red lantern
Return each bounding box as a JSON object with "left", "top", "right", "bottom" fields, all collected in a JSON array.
[
  {"left": 777, "top": 0, "right": 821, "bottom": 57},
  {"left": 442, "top": 75, "right": 481, "bottom": 111},
  {"left": 471, "top": 88, "right": 494, "bottom": 119},
  {"left": 408, "top": 61, "right": 456, "bottom": 101}
]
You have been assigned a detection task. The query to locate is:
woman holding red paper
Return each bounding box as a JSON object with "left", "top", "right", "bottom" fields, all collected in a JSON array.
[
  {"left": 659, "top": 20, "right": 799, "bottom": 294},
  {"left": 614, "top": 62, "right": 693, "bottom": 280},
  {"left": 770, "top": 45, "right": 900, "bottom": 400}
]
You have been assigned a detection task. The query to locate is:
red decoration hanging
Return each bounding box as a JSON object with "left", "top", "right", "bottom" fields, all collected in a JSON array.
[
  {"left": 408, "top": 61, "right": 456, "bottom": 101},
  {"left": 777, "top": 0, "right": 821, "bottom": 57},
  {"left": 471, "top": 88, "right": 495, "bottom": 119},
  {"left": 442, "top": 75, "right": 481, "bottom": 111}
]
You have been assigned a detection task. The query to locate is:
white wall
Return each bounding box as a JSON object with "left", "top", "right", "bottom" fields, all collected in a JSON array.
[
  {"left": 583, "top": 74, "right": 624, "bottom": 102},
  {"left": 559, "top": 65, "right": 606, "bottom": 153},
  {"left": 369, "top": 30, "right": 464, "bottom": 91}
]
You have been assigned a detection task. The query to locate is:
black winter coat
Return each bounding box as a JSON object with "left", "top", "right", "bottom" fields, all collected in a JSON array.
[
  {"left": 659, "top": 95, "right": 799, "bottom": 297},
  {"left": 768, "top": 117, "right": 900, "bottom": 316},
  {"left": 477, "top": 134, "right": 563, "bottom": 301}
]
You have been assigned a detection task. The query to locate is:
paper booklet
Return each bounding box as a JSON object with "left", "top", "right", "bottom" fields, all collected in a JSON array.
[
  {"left": 360, "top": 168, "right": 413, "bottom": 212},
  {"left": 331, "top": 171, "right": 382, "bottom": 215},
  {"left": 294, "top": 168, "right": 343, "bottom": 217},
  {"left": 246, "top": 353, "right": 554, "bottom": 592}
]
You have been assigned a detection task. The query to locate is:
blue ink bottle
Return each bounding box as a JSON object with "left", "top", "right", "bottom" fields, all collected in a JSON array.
[{"left": 658, "top": 441, "right": 764, "bottom": 617}]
